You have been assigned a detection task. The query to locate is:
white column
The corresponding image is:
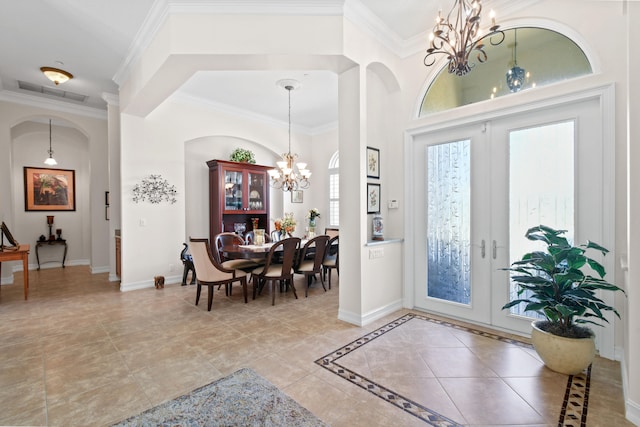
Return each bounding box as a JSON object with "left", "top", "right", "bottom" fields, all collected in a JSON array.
[
  {"left": 337, "top": 66, "right": 366, "bottom": 324},
  {"left": 625, "top": 2, "right": 640, "bottom": 424},
  {"left": 102, "top": 93, "right": 121, "bottom": 282}
]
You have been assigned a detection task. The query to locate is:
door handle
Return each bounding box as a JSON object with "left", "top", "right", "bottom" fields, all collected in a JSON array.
[
  {"left": 492, "top": 240, "right": 497, "bottom": 259},
  {"left": 480, "top": 239, "right": 486, "bottom": 258}
]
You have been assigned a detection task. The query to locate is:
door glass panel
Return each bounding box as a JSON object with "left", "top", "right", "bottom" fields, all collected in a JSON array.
[
  {"left": 427, "top": 140, "right": 471, "bottom": 304},
  {"left": 248, "top": 172, "right": 264, "bottom": 210},
  {"left": 508, "top": 121, "right": 574, "bottom": 316},
  {"left": 224, "top": 170, "right": 243, "bottom": 210}
]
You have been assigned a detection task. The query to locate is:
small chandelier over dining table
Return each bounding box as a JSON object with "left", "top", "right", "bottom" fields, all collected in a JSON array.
[
  {"left": 269, "top": 79, "right": 311, "bottom": 192},
  {"left": 424, "top": 0, "right": 504, "bottom": 76}
]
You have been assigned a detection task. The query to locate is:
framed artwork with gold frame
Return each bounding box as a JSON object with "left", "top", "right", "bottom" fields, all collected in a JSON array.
[{"left": 24, "top": 166, "right": 76, "bottom": 211}]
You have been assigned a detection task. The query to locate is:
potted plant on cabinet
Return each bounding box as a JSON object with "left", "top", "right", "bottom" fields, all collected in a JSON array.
[
  {"left": 502, "top": 225, "right": 625, "bottom": 375},
  {"left": 230, "top": 148, "right": 256, "bottom": 164}
]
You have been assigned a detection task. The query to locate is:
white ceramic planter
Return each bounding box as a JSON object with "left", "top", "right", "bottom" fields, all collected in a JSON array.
[{"left": 530, "top": 320, "right": 595, "bottom": 375}]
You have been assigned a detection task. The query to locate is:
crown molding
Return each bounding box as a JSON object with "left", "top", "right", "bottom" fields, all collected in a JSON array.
[
  {"left": 101, "top": 93, "right": 120, "bottom": 106},
  {"left": 167, "top": 0, "right": 344, "bottom": 15},
  {"left": 113, "top": 0, "right": 171, "bottom": 86},
  {"left": 343, "top": 0, "right": 405, "bottom": 56},
  {"left": 114, "top": 0, "right": 345, "bottom": 86},
  {"left": 0, "top": 89, "right": 107, "bottom": 120}
]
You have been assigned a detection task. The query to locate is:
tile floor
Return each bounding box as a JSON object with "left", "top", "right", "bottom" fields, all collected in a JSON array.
[{"left": 0, "top": 266, "right": 632, "bottom": 426}]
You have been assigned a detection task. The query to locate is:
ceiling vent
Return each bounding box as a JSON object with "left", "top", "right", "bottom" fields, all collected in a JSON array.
[{"left": 18, "top": 80, "right": 87, "bottom": 102}]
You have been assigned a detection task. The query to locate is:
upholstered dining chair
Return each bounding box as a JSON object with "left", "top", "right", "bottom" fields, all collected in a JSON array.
[
  {"left": 188, "top": 237, "right": 248, "bottom": 310},
  {"left": 294, "top": 234, "right": 329, "bottom": 297},
  {"left": 322, "top": 235, "right": 339, "bottom": 289},
  {"left": 214, "top": 232, "right": 263, "bottom": 272},
  {"left": 324, "top": 227, "right": 339, "bottom": 239},
  {"left": 251, "top": 237, "right": 301, "bottom": 305}
]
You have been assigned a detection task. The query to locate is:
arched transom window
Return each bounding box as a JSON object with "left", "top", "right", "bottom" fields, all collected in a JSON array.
[{"left": 420, "top": 27, "right": 592, "bottom": 116}]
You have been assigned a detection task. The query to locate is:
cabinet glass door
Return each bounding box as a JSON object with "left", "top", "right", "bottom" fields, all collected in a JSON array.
[
  {"left": 224, "top": 170, "right": 243, "bottom": 211},
  {"left": 247, "top": 171, "right": 265, "bottom": 211}
]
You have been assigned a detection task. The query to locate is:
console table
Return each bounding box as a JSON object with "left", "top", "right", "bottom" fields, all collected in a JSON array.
[
  {"left": 0, "top": 244, "right": 30, "bottom": 300},
  {"left": 36, "top": 239, "right": 67, "bottom": 270}
]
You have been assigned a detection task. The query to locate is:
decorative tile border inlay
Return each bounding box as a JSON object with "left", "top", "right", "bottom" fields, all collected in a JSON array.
[
  {"left": 558, "top": 364, "right": 592, "bottom": 426},
  {"left": 315, "top": 313, "right": 592, "bottom": 427}
]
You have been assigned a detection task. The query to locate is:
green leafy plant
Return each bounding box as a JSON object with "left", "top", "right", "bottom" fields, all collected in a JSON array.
[
  {"left": 502, "top": 225, "right": 625, "bottom": 338},
  {"left": 230, "top": 148, "right": 256, "bottom": 164}
]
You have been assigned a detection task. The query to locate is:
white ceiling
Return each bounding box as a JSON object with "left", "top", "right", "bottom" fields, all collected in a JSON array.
[{"left": 0, "top": 0, "right": 457, "bottom": 129}]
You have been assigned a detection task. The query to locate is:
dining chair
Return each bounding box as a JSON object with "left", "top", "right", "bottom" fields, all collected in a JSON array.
[
  {"left": 188, "top": 237, "right": 248, "bottom": 310},
  {"left": 294, "top": 234, "right": 329, "bottom": 297},
  {"left": 251, "top": 237, "right": 301, "bottom": 305},
  {"left": 324, "top": 227, "right": 339, "bottom": 239},
  {"left": 214, "top": 232, "right": 264, "bottom": 272},
  {"left": 322, "top": 235, "right": 339, "bottom": 289}
]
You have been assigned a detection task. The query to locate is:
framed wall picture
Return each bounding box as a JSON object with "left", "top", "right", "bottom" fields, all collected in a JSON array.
[
  {"left": 1, "top": 221, "right": 19, "bottom": 247},
  {"left": 367, "top": 183, "right": 381, "bottom": 214},
  {"left": 291, "top": 190, "right": 303, "bottom": 203},
  {"left": 366, "top": 146, "right": 380, "bottom": 179},
  {"left": 24, "top": 167, "right": 76, "bottom": 211}
]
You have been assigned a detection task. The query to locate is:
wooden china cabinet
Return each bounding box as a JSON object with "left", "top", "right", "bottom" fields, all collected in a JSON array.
[{"left": 207, "top": 159, "right": 272, "bottom": 243}]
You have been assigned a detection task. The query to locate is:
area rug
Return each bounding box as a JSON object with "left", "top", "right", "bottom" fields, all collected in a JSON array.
[
  {"left": 112, "top": 367, "right": 327, "bottom": 427},
  {"left": 315, "top": 312, "right": 592, "bottom": 427}
]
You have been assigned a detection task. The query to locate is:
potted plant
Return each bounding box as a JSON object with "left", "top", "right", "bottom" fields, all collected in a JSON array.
[
  {"left": 230, "top": 148, "right": 256, "bottom": 164},
  {"left": 502, "top": 225, "right": 625, "bottom": 375}
]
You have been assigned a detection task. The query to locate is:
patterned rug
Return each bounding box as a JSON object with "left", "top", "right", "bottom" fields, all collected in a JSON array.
[
  {"left": 315, "top": 313, "right": 592, "bottom": 427},
  {"left": 112, "top": 368, "right": 327, "bottom": 427}
]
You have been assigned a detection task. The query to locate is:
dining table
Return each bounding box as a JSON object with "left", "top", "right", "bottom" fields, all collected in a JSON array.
[
  {"left": 221, "top": 243, "right": 273, "bottom": 260},
  {"left": 221, "top": 240, "right": 310, "bottom": 260}
]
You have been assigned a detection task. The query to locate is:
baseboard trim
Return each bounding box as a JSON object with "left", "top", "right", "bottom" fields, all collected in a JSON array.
[
  {"left": 91, "top": 265, "right": 110, "bottom": 274},
  {"left": 620, "top": 352, "right": 640, "bottom": 425},
  {"left": 338, "top": 299, "right": 404, "bottom": 327},
  {"left": 119, "top": 274, "right": 182, "bottom": 292}
]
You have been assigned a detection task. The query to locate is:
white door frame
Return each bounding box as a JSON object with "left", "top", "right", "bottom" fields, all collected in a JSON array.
[{"left": 403, "top": 83, "right": 616, "bottom": 358}]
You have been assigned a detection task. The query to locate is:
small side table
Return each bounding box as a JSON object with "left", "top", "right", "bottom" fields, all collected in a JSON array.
[{"left": 36, "top": 239, "right": 68, "bottom": 270}]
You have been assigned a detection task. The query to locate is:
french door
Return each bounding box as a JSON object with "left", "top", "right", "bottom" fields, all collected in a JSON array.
[{"left": 411, "top": 96, "right": 606, "bottom": 335}]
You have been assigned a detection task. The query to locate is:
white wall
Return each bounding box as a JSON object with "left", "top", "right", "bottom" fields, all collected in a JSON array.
[
  {"left": 397, "top": 0, "right": 636, "bottom": 420},
  {"left": 0, "top": 99, "right": 109, "bottom": 284},
  {"left": 114, "top": 4, "right": 638, "bottom": 422},
  {"left": 120, "top": 94, "right": 326, "bottom": 289},
  {"left": 10, "top": 121, "right": 90, "bottom": 269}
]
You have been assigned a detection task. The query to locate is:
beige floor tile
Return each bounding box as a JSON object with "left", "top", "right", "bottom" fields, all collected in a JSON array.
[
  {"left": 0, "top": 266, "right": 632, "bottom": 427},
  {"left": 418, "top": 346, "right": 499, "bottom": 378},
  {"left": 440, "top": 377, "right": 546, "bottom": 425}
]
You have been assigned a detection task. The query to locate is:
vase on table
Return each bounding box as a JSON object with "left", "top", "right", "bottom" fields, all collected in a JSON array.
[
  {"left": 254, "top": 229, "right": 265, "bottom": 245},
  {"left": 308, "top": 219, "right": 316, "bottom": 238}
]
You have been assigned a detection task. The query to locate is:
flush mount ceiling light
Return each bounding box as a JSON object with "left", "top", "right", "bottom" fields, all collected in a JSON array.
[
  {"left": 40, "top": 67, "right": 73, "bottom": 85},
  {"left": 44, "top": 119, "right": 57, "bottom": 166},
  {"left": 268, "top": 79, "right": 311, "bottom": 192},
  {"left": 424, "top": 0, "right": 504, "bottom": 76}
]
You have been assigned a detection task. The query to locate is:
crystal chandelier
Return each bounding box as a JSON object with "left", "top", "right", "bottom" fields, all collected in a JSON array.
[
  {"left": 269, "top": 80, "right": 311, "bottom": 192},
  {"left": 424, "top": 0, "right": 504, "bottom": 76},
  {"left": 506, "top": 29, "right": 526, "bottom": 92}
]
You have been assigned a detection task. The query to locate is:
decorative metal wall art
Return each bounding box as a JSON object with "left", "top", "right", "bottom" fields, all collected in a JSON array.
[{"left": 132, "top": 174, "right": 177, "bottom": 204}]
